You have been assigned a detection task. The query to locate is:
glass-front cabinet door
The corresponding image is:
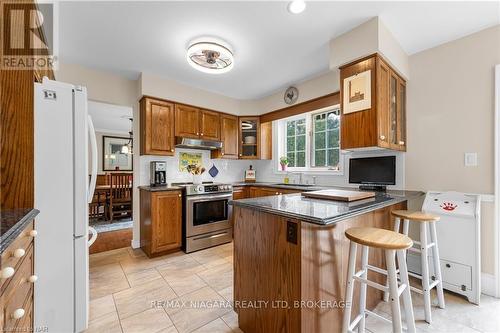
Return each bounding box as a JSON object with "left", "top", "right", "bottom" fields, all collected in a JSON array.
[
  {"left": 397, "top": 79, "right": 406, "bottom": 150},
  {"left": 389, "top": 73, "right": 398, "bottom": 148},
  {"left": 239, "top": 117, "right": 260, "bottom": 159}
]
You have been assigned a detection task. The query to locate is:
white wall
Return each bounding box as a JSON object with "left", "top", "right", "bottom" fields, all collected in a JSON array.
[
  {"left": 406, "top": 25, "right": 500, "bottom": 274},
  {"left": 329, "top": 17, "right": 409, "bottom": 79}
]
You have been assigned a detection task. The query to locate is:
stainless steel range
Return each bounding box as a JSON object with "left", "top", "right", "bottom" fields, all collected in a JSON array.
[{"left": 176, "top": 182, "right": 233, "bottom": 253}]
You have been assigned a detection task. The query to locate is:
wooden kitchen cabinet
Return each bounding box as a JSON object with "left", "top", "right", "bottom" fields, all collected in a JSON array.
[
  {"left": 340, "top": 54, "right": 406, "bottom": 151},
  {"left": 175, "top": 104, "right": 200, "bottom": 139},
  {"left": 232, "top": 186, "right": 249, "bottom": 200},
  {"left": 239, "top": 117, "right": 272, "bottom": 160},
  {"left": 140, "top": 190, "right": 182, "bottom": 257},
  {"left": 175, "top": 105, "right": 221, "bottom": 140},
  {"left": 200, "top": 109, "right": 220, "bottom": 140},
  {"left": 248, "top": 186, "right": 300, "bottom": 198},
  {"left": 212, "top": 114, "right": 239, "bottom": 159},
  {"left": 140, "top": 97, "right": 175, "bottom": 156},
  {"left": 1, "top": 220, "right": 35, "bottom": 333}
]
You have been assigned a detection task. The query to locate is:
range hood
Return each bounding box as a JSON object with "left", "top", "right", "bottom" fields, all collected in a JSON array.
[{"left": 175, "top": 136, "right": 223, "bottom": 150}]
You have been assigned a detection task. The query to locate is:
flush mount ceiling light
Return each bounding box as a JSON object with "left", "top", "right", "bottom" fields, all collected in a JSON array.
[
  {"left": 288, "top": 0, "right": 306, "bottom": 14},
  {"left": 186, "top": 40, "right": 234, "bottom": 74}
]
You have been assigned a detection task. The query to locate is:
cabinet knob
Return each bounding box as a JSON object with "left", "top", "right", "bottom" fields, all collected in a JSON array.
[
  {"left": 29, "top": 230, "right": 38, "bottom": 237},
  {"left": 12, "top": 308, "right": 25, "bottom": 320},
  {"left": 28, "top": 275, "right": 38, "bottom": 283},
  {"left": 279, "top": 192, "right": 283, "bottom": 195},
  {"left": 170, "top": 149, "right": 174, "bottom": 152},
  {"left": 0, "top": 267, "right": 15, "bottom": 279},
  {"left": 398, "top": 141, "right": 405, "bottom": 145},
  {"left": 221, "top": 152, "right": 224, "bottom": 156},
  {"left": 196, "top": 132, "right": 199, "bottom": 135},
  {"left": 200, "top": 133, "right": 204, "bottom": 136},
  {"left": 239, "top": 154, "right": 242, "bottom": 157},
  {"left": 275, "top": 192, "right": 279, "bottom": 195},
  {"left": 178, "top": 194, "right": 181, "bottom": 197},
  {"left": 13, "top": 248, "right": 25, "bottom": 258},
  {"left": 379, "top": 135, "right": 386, "bottom": 141}
]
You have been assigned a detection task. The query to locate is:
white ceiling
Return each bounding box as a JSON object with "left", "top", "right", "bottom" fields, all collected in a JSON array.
[
  {"left": 88, "top": 101, "right": 133, "bottom": 134},
  {"left": 59, "top": 1, "right": 499, "bottom": 100}
]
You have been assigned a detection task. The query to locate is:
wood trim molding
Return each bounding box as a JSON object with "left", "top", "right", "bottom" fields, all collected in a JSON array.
[{"left": 260, "top": 92, "right": 340, "bottom": 123}]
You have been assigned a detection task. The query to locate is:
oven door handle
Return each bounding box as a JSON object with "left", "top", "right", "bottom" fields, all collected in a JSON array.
[{"left": 186, "top": 193, "right": 233, "bottom": 202}]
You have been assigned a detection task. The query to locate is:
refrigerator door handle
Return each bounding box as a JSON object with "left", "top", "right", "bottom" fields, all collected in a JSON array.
[
  {"left": 88, "top": 226, "right": 97, "bottom": 247},
  {"left": 87, "top": 115, "right": 98, "bottom": 204}
]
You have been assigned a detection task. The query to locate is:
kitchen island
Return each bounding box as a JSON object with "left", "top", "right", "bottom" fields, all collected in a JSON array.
[{"left": 231, "top": 190, "right": 421, "bottom": 333}]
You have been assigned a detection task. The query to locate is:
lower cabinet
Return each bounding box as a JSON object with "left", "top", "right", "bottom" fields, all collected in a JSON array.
[
  {"left": 140, "top": 190, "right": 182, "bottom": 257},
  {"left": 0, "top": 221, "right": 35, "bottom": 333},
  {"left": 248, "top": 186, "right": 301, "bottom": 198},
  {"left": 232, "top": 187, "right": 248, "bottom": 200}
]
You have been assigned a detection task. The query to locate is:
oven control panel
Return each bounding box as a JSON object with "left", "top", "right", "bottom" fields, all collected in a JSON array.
[{"left": 186, "top": 184, "right": 233, "bottom": 195}]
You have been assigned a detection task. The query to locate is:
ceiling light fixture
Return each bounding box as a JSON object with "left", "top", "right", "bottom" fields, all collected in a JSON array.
[
  {"left": 186, "top": 40, "right": 234, "bottom": 74},
  {"left": 288, "top": 0, "right": 306, "bottom": 14}
]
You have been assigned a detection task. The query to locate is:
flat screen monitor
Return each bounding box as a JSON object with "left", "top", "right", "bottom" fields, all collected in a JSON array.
[{"left": 349, "top": 156, "right": 396, "bottom": 186}]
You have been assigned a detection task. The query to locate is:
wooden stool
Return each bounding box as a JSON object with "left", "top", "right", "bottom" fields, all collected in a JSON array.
[
  {"left": 342, "top": 227, "right": 416, "bottom": 333},
  {"left": 389, "top": 210, "right": 445, "bottom": 324}
]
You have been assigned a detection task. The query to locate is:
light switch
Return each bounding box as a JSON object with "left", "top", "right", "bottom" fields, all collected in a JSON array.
[{"left": 464, "top": 153, "right": 478, "bottom": 167}]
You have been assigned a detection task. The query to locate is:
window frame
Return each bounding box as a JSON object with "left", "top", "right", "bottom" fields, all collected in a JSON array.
[
  {"left": 310, "top": 108, "right": 341, "bottom": 170},
  {"left": 276, "top": 105, "right": 343, "bottom": 175}
]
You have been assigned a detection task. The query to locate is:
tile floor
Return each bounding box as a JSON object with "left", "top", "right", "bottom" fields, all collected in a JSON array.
[{"left": 87, "top": 243, "right": 500, "bottom": 333}]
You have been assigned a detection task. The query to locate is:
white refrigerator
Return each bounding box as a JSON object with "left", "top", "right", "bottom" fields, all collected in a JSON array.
[{"left": 34, "top": 78, "right": 98, "bottom": 332}]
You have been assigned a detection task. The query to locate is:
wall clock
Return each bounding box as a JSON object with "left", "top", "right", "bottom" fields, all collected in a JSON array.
[{"left": 284, "top": 86, "right": 299, "bottom": 105}]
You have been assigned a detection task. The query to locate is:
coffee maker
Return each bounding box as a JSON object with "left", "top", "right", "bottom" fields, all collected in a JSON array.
[{"left": 150, "top": 161, "right": 167, "bottom": 186}]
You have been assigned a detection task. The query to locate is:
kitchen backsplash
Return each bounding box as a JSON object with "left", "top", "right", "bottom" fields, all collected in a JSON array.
[
  {"left": 139, "top": 148, "right": 405, "bottom": 189},
  {"left": 139, "top": 148, "right": 258, "bottom": 185}
]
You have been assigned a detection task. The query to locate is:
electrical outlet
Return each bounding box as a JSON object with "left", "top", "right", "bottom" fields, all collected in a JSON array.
[{"left": 464, "top": 153, "right": 478, "bottom": 167}]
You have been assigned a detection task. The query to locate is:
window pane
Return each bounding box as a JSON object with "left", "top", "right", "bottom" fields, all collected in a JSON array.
[
  {"left": 315, "top": 149, "right": 326, "bottom": 167},
  {"left": 287, "top": 152, "right": 296, "bottom": 167},
  {"left": 287, "top": 137, "right": 295, "bottom": 152},
  {"left": 327, "top": 112, "right": 340, "bottom": 130},
  {"left": 314, "top": 115, "right": 326, "bottom": 132},
  {"left": 296, "top": 135, "right": 305, "bottom": 151},
  {"left": 327, "top": 148, "right": 340, "bottom": 167},
  {"left": 296, "top": 119, "right": 306, "bottom": 134},
  {"left": 315, "top": 131, "right": 325, "bottom": 149},
  {"left": 297, "top": 152, "right": 306, "bottom": 167},
  {"left": 287, "top": 121, "right": 295, "bottom": 136},
  {"left": 327, "top": 129, "right": 339, "bottom": 148}
]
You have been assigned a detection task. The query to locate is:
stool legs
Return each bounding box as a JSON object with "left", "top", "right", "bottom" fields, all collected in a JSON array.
[
  {"left": 429, "top": 221, "right": 445, "bottom": 309},
  {"left": 358, "top": 246, "right": 369, "bottom": 332},
  {"left": 420, "top": 222, "right": 432, "bottom": 323},
  {"left": 397, "top": 249, "right": 416, "bottom": 333},
  {"left": 386, "top": 250, "right": 403, "bottom": 333},
  {"left": 343, "top": 242, "right": 357, "bottom": 333}
]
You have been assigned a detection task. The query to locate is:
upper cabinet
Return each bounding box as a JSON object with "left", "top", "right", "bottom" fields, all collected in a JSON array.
[
  {"left": 199, "top": 109, "right": 220, "bottom": 140},
  {"left": 238, "top": 117, "right": 272, "bottom": 160},
  {"left": 340, "top": 54, "right": 406, "bottom": 151},
  {"left": 211, "top": 114, "right": 238, "bottom": 159},
  {"left": 175, "top": 105, "right": 221, "bottom": 140},
  {"left": 139, "top": 97, "right": 272, "bottom": 159},
  {"left": 175, "top": 104, "right": 200, "bottom": 139},
  {"left": 140, "top": 97, "right": 175, "bottom": 156}
]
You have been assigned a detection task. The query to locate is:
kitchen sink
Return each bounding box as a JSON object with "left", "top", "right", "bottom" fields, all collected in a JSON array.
[{"left": 273, "top": 183, "right": 315, "bottom": 187}]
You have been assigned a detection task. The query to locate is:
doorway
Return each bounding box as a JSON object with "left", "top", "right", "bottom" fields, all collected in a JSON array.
[{"left": 88, "top": 100, "right": 134, "bottom": 253}]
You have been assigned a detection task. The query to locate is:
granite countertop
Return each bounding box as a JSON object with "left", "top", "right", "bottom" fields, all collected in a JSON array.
[
  {"left": 0, "top": 208, "right": 39, "bottom": 254},
  {"left": 230, "top": 190, "right": 423, "bottom": 225},
  {"left": 138, "top": 185, "right": 184, "bottom": 192}
]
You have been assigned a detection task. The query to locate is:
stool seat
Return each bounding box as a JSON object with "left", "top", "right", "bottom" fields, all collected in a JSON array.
[
  {"left": 391, "top": 210, "right": 440, "bottom": 222},
  {"left": 345, "top": 227, "right": 413, "bottom": 250}
]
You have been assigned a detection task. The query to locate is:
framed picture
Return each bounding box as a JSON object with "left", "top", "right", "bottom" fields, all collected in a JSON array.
[
  {"left": 343, "top": 69, "right": 372, "bottom": 114},
  {"left": 103, "top": 136, "right": 133, "bottom": 171}
]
